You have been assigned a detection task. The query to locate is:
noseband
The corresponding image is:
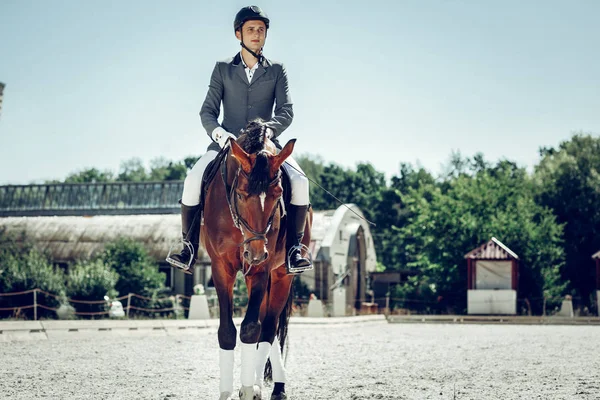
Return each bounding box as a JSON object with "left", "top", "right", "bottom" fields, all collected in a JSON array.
[{"left": 223, "top": 161, "right": 282, "bottom": 248}]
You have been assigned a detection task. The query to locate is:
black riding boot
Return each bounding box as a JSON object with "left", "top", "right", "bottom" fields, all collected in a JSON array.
[
  {"left": 166, "top": 204, "right": 201, "bottom": 275},
  {"left": 286, "top": 204, "right": 313, "bottom": 274}
]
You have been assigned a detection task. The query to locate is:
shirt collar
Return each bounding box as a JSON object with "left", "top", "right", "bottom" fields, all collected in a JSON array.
[{"left": 239, "top": 52, "right": 259, "bottom": 70}]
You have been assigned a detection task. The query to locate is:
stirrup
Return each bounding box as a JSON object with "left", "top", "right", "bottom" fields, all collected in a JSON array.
[
  {"left": 286, "top": 243, "right": 313, "bottom": 274},
  {"left": 166, "top": 239, "right": 195, "bottom": 275}
]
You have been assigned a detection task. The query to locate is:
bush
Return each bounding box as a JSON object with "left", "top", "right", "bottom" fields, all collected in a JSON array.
[
  {"left": 0, "top": 248, "right": 66, "bottom": 319},
  {"left": 392, "top": 276, "right": 439, "bottom": 314},
  {"left": 100, "top": 237, "right": 165, "bottom": 297},
  {"left": 65, "top": 259, "right": 119, "bottom": 316}
]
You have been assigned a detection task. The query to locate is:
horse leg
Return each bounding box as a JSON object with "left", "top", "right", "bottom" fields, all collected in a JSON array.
[
  {"left": 269, "top": 336, "right": 288, "bottom": 400},
  {"left": 213, "top": 267, "right": 237, "bottom": 400},
  {"left": 256, "top": 271, "right": 294, "bottom": 400},
  {"left": 238, "top": 270, "right": 269, "bottom": 400}
]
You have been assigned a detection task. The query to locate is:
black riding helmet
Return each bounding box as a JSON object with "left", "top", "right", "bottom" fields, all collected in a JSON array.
[
  {"left": 234, "top": 6, "right": 270, "bottom": 62},
  {"left": 234, "top": 5, "right": 270, "bottom": 32}
]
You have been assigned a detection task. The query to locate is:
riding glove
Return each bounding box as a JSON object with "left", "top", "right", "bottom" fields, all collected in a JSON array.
[{"left": 212, "top": 127, "right": 237, "bottom": 148}]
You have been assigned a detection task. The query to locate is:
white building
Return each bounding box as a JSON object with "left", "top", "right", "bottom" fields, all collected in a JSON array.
[{"left": 301, "top": 204, "right": 377, "bottom": 315}]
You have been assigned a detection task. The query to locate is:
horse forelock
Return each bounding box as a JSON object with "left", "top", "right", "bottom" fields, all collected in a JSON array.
[
  {"left": 240, "top": 120, "right": 267, "bottom": 154},
  {"left": 247, "top": 151, "right": 272, "bottom": 195}
]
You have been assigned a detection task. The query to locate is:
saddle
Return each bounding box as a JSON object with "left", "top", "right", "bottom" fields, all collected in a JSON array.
[{"left": 198, "top": 146, "right": 292, "bottom": 223}]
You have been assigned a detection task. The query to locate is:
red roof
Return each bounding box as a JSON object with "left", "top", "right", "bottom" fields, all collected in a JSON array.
[{"left": 464, "top": 237, "right": 519, "bottom": 260}]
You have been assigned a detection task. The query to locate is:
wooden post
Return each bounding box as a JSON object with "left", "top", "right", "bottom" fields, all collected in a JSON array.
[
  {"left": 543, "top": 296, "right": 547, "bottom": 317},
  {"left": 385, "top": 293, "right": 390, "bottom": 317},
  {"left": 596, "top": 259, "right": 600, "bottom": 293},
  {"left": 467, "top": 259, "right": 472, "bottom": 290},
  {"left": 33, "top": 289, "right": 38, "bottom": 321},
  {"left": 512, "top": 260, "right": 519, "bottom": 291},
  {"left": 126, "top": 293, "right": 132, "bottom": 318}
]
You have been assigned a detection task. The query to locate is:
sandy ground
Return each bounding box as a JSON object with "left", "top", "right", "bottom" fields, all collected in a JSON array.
[{"left": 1, "top": 321, "right": 599, "bottom": 400}]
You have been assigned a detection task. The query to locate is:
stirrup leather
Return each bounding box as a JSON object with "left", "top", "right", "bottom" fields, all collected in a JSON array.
[{"left": 286, "top": 243, "right": 313, "bottom": 274}]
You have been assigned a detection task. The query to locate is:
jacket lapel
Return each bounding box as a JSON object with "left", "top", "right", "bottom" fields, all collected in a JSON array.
[
  {"left": 231, "top": 53, "right": 272, "bottom": 86},
  {"left": 249, "top": 57, "right": 271, "bottom": 86},
  {"left": 249, "top": 67, "right": 267, "bottom": 86},
  {"left": 236, "top": 65, "right": 249, "bottom": 86},
  {"left": 231, "top": 53, "right": 249, "bottom": 86}
]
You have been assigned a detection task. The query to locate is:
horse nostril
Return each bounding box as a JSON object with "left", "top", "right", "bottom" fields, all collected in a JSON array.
[
  {"left": 243, "top": 250, "right": 250, "bottom": 260},
  {"left": 262, "top": 251, "right": 269, "bottom": 261}
]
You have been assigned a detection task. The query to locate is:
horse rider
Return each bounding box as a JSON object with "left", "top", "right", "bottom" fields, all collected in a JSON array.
[{"left": 167, "top": 5, "right": 313, "bottom": 275}]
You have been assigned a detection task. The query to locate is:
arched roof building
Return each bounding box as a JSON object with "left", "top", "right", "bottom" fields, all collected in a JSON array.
[{"left": 0, "top": 182, "right": 377, "bottom": 313}]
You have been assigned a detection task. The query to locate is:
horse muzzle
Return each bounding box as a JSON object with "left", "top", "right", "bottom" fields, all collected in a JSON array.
[{"left": 243, "top": 247, "right": 269, "bottom": 265}]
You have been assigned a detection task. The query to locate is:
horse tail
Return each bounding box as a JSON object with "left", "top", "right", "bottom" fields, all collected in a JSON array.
[
  {"left": 277, "top": 280, "right": 293, "bottom": 354},
  {"left": 263, "top": 277, "right": 294, "bottom": 382}
]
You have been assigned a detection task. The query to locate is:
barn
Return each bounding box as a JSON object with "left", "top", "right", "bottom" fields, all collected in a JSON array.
[
  {"left": 465, "top": 237, "right": 519, "bottom": 315},
  {"left": 0, "top": 182, "right": 377, "bottom": 313}
]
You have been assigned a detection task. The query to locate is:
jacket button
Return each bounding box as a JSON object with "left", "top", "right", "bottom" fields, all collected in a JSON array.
[{"left": 248, "top": 105, "right": 252, "bottom": 109}]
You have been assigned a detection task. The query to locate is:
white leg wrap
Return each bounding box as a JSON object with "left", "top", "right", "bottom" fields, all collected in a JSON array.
[
  {"left": 270, "top": 337, "right": 287, "bottom": 383},
  {"left": 255, "top": 342, "right": 272, "bottom": 387},
  {"left": 282, "top": 156, "right": 309, "bottom": 206},
  {"left": 181, "top": 150, "right": 218, "bottom": 206},
  {"left": 240, "top": 342, "right": 257, "bottom": 387},
  {"left": 219, "top": 348, "right": 234, "bottom": 395}
]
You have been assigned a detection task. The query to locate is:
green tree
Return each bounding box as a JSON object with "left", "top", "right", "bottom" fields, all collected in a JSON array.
[
  {"left": 534, "top": 132, "right": 600, "bottom": 307},
  {"left": 117, "top": 158, "right": 148, "bottom": 182},
  {"left": 391, "top": 162, "right": 436, "bottom": 194},
  {"left": 398, "top": 156, "right": 566, "bottom": 314},
  {"left": 149, "top": 157, "right": 188, "bottom": 181},
  {"left": 64, "top": 168, "right": 115, "bottom": 183},
  {"left": 374, "top": 163, "right": 437, "bottom": 271}
]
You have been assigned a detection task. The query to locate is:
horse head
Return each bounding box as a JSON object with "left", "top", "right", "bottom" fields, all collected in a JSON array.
[{"left": 229, "top": 123, "right": 295, "bottom": 266}]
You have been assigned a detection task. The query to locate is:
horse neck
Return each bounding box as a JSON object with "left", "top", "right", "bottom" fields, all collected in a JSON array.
[{"left": 225, "top": 149, "right": 240, "bottom": 186}]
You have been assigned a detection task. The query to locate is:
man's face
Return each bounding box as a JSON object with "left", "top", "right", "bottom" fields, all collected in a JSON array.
[{"left": 235, "top": 20, "right": 267, "bottom": 52}]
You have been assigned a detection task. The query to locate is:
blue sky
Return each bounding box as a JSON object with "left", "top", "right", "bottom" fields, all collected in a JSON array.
[{"left": 1, "top": 0, "right": 599, "bottom": 184}]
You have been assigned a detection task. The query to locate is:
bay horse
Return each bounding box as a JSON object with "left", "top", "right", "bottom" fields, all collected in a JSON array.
[{"left": 200, "top": 121, "right": 312, "bottom": 400}]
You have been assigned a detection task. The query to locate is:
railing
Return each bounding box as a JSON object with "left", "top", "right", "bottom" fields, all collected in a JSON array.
[
  {"left": 1, "top": 289, "right": 598, "bottom": 319},
  {"left": 0, "top": 289, "right": 190, "bottom": 319},
  {"left": 0, "top": 181, "right": 184, "bottom": 216}
]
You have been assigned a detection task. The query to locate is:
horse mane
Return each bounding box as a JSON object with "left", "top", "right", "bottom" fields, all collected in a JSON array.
[{"left": 237, "top": 119, "right": 272, "bottom": 196}]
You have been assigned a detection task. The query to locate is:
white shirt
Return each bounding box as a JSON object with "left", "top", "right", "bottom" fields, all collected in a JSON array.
[{"left": 240, "top": 52, "right": 259, "bottom": 83}]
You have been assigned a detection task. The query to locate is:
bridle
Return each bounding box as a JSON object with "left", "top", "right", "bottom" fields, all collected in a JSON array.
[{"left": 225, "top": 163, "right": 282, "bottom": 248}]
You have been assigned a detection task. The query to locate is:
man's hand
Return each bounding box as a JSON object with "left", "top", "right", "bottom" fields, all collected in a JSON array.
[
  {"left": 212, "top": 127, "right": 236, "bottom": 148},
  {"left": 265, "top": 127, "right": 274, "bottom": 139}
]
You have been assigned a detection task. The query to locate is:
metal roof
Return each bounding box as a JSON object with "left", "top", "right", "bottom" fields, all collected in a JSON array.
[
  {"left": 0, "top": 210, "right": 336, "bottom": 264},
  {"left": 0, "top": 182, "right": 183, "bottom": 217},
  {"left": 464, "top": 237, "right": 519, "bottom": 260}
]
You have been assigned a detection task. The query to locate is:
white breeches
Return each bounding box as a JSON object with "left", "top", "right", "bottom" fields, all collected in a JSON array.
[
  {"left": 281, "top": 156, "right": 309, "bottom": 205},
  {"left": 181, "top": 150, "right": 218, "bottom": 206},
  {"left": 181, "top": 149, "right": 309, "bottom": 206}
]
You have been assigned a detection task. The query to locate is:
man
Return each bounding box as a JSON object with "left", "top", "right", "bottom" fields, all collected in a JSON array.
[{"left": 167, "top": 5, "right": 312, "bottom": 275}]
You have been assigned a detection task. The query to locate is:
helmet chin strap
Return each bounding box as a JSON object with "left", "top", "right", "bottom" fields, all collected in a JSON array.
[{"left": 240, "top": 32, "right": 264, "bottom": 64}]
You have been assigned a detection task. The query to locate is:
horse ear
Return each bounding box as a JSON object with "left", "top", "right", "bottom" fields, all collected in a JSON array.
[
  {"left": 230, "top": 139, "right": 252, "bottom": 173},
  {"left": 272, "top": 139, "right": 296, "bottom": 172}
]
